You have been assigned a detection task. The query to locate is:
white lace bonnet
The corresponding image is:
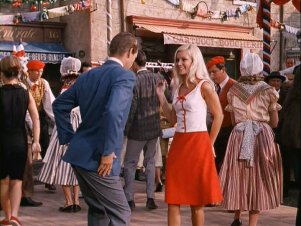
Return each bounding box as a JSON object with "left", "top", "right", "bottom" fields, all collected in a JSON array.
[
  {"left": 60, "top": 57, "right": 81, "bottom": 77},
  {"left": 240, "top": 53, "right": 263, "bottom": 76}
]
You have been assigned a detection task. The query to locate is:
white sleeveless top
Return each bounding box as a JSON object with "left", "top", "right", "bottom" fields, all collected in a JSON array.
[{"left": 173, "top": 80, "right": 208, "bottom": 133}]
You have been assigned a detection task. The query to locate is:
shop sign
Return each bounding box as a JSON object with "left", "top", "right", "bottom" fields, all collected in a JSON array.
[
  {"left": 164, "top": 34, "right": 263, "bottom": 49},
  {"left": 0, "top": 26, "right": 62, "bottom": 43},
  {"left": 0, "top": 51, "right": 67, "bottom": 63}
]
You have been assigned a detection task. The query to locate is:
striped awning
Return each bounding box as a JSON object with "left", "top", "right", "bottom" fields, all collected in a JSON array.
[{"left": 136, "top": 24, "right": 263, "bottom": 49}]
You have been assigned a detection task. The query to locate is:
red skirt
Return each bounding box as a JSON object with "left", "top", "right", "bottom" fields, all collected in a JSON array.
[{"left": 165, "top": 131, "right": 223, "bottom": 206}]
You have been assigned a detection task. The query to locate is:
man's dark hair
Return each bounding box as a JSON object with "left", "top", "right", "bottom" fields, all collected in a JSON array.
[
  {"left": 109, "top": 32, "right": 138, "bottom": 57},
  {"left": 135, "top": 50, "right": 147, "bottom": 67},
  {"left": 81, "top": 62, "right": 92, "bottom": 68},
  {"left": 80, "top": 62, "right": 92, "bottom": 72}
]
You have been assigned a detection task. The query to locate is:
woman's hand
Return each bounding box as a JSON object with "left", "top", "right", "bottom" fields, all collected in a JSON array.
[
  {"left": 32, "top": 142, "right": 42, "bottom": 160},
  {"left": 32, "top": 142, "right": 41, "bottom": 153},
  {"left": 156, "top": 80, "right": 167, "bottom": 99},
  {"left": 212, "top": 146, "right": 216, "bottom": 158}
]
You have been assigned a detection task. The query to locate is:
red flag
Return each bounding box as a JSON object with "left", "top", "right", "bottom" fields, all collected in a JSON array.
[
  {"left": 256, "top": 0, "right": 264, "bottom": 29},
  {"left": 292, "top": 0, "right": 300, "bottom": 12}
]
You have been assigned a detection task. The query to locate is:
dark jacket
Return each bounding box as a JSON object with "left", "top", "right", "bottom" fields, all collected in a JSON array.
[
  {"left": 276, "top": 64, "right": 301, "bottom": 149},
  {"left": 125, "top": 69, "right": 162, "bottom": 141},
  {"left": 219, "top": 78, "right": 236, "bottom": 128}
]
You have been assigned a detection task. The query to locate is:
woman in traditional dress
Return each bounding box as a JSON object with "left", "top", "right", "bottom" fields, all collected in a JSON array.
[
  {"left": 37, "top": 57, "right": 82, "bottom": 213},
  {"left": 219, "top": 53, "right": 282, "bottom": 226},
  {"left": 156, "top": 44, "right": 223, "bottom": 226},
  {"left": 0, "top": 55, "right": 41, "bottom": 226}
]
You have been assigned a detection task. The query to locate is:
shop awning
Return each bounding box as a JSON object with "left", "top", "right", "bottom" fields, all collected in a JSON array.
[
  {"left": 136, "top": 24, "right": 263, "bottom": 49},
  {"left": 0, "top": 42, "right": 73, "bottom": 63}
]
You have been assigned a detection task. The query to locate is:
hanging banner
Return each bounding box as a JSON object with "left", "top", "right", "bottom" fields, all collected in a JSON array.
[
  {"left": 163, "top": 34, "right": 263, "bottom": 49},
  {"left": 0, "top": 51, "right": 69, "bottom": 63}
]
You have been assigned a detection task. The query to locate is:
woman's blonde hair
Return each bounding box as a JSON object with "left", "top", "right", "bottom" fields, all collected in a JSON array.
[{"left": 174, "top": 44, "right": 213, "bottom": 87}]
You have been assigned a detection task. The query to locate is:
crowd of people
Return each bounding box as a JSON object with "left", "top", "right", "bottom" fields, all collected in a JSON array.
[{"left": 0, "top": 31, "right": 300, "bottom": 226}]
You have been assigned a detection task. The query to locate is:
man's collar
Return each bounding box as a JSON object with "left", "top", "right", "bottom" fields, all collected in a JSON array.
[
  {"left": 137, "top": 67, "right": 147, "bottom": 74},
  {"left": 26, "top": 77, "right": 39, "bottom": 87},
  {"left": 107, "top": 57, "right": 124, "bottom": 67},
  {"left": 219, "top": 76, "right": 229, "bottom": 89}
]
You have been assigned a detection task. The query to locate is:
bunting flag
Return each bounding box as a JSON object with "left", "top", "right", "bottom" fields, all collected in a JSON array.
[
  {"left": 166, "top": 0, "right": 180, "bottom": 6},
  {"left": 284, "top": 24, "right": 300, "bottom": 34},
  {"left": 0, "top": 0, "right": 91, "bottom": 25},
  {"left": 22, "top": 11, "right": 40, "bottom": 22},
  {"left": 173, "top": 0, "right": 255, "bottom": 21},
  {"left": 0, "top": 14, "right": 15, "bottom": 25},
  {"left": 48, "top": 6, "right": 69, "bottom": 18},
  {"left": 292, "top": 0, "right": 300, "bottom": 12},
  {"left": 180, "top": 0, "right": 195, "bottom": 13},
  {"left": 272, "top": 0, "right": 300, "bottom": 11}
]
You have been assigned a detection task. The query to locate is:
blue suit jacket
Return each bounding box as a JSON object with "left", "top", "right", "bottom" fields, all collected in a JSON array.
[{"left": 53, "top": 60, "right": 136, "bottom": 176}]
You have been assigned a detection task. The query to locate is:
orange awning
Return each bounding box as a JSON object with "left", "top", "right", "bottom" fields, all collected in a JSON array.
[{"left": 136, "top": 24, "right": 263, "bottom": 49}]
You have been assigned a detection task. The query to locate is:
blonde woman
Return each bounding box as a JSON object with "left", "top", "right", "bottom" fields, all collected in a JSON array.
[{"left": 156, "top": 44, "right": 223, "bottom": 226}]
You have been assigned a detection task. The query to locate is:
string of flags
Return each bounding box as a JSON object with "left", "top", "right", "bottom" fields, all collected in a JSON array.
[
  {"left": 165, "top": 0, "right": 255, "bottom": 22},
  {"left": 0, "top": 0, "right": 92, "bottom": 25},
  {"left": 165, "top": 0, "right": 300, "bottom": 33}
]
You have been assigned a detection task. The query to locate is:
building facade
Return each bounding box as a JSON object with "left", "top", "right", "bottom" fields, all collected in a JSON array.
[
  {"left": 61, "top": 0, "right": 300, "bottom": 74},
  {"left": 1, "top": 0, "right": 300, "bottom": 79}
]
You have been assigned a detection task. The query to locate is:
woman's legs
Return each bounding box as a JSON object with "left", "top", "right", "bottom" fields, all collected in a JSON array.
[
  {"left": 155, "top": 167, "right": 163, "bottom": 192},
  {"left": 72, "top": 185, "right": 80, "bottom": 205},
  {"left": 9, "top": 179, "right": 22, "bottom": 217},
  {"left": 0, "top": 177, "right": 11, "bottom": 220},
  {"left": 190, "top": 206, "right": 204, "bottom": 226},
  {"left": 155, "top": 167, "right": 162, "bottom": 185},
  {"left": 230, "top": 210, "right": 242, "bottom": 226},
  {"left": 168, "top": 204, "right": 180, "bottom": 226},
  {"left": 62, "top": 185, "right": 73, "bottom": 206},
  {"left": 234, "top": 210, "right": 241, "bottom": 220},
  {"left": 249, "top": 210, "right": 260, "bottom": 226}
]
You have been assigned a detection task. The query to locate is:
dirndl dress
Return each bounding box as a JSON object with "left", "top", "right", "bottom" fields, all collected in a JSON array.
[
  {"left": 219, "top": 82, "right": 282, "bottom": 211},
  {"left": 37, "top": 107, "right": 81, "bottom": 186}
]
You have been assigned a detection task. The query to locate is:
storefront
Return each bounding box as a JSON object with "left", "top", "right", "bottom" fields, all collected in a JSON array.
[
  {"left": 0, "top": 22, "right": 73, "bottom": 95},
  {"left": 127, "top": 16, "right": 263, "bottom": 79}
]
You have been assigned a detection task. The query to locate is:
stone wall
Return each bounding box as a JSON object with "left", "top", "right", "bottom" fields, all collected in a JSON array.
[
  {"left": 271, "top": 2, "right": 300, "bottom": 70},
  {"left": 60, "top": 9, "right": 91, "bottom": 63},
  {"left": 61, "top": 0, "right": 300, "bottom": 70}
]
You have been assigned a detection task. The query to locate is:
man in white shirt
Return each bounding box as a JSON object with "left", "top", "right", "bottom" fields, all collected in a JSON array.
[
  {"left": 21, "top": 60, "right": 56, "bottom": 207},
  {"left": 207, "top": 56, "right": 236, "bottom": 172}
]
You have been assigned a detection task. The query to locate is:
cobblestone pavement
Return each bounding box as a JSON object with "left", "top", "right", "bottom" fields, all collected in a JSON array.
[
  {"left": 0, "top": 181, "right": 296, "bottom": 226},
  {"left": 0, "top": 161, "right": 297, "bottom": 225}
]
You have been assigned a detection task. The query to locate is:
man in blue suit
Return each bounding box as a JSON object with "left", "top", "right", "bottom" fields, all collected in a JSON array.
[{"left": 52, "top": 32, "right": 138, "bottom": 226}]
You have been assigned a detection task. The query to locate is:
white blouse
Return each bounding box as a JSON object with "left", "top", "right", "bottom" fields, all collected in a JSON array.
[{"left": 173, "top": 80, "right": 208, "bottom": 133}]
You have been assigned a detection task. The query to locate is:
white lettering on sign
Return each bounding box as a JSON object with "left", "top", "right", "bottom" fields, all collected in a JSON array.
[
  {"left": 0, "top": 29, "right": 36, "bottom": 40},
  {"left": 163, "top": 34, "right": 263, "bottom": 49},
  {"left": 49, "top": 31, "right": 60, "bottom": 39},
  {"left": 0, "top": 51, "right": 67, "bottom": 63}
]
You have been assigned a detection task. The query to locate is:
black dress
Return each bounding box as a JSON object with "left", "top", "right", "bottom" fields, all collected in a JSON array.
[{"left": 0, "top": 84, "right": 29, "bottom": 180}]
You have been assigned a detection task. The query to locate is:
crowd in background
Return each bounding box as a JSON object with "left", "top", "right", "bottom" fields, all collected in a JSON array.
[{"left": 0, "top": 31, "right": 300, "bottom": 226}]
